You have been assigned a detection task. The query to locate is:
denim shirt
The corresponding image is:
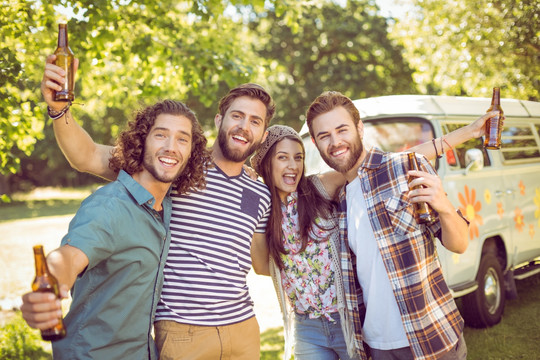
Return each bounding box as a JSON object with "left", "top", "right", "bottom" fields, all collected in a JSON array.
[{"left": 52, "top": 170, "right": 171, "bottom": 360}]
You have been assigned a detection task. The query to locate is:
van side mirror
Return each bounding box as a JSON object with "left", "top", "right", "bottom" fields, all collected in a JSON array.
[{"left": 464, "top": 148, "right": 484, "bottom": 174}]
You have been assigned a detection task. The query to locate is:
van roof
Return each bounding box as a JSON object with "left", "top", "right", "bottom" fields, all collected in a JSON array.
[
  {"left": 299, "top": 95, "right": 540, "bottom": 136},
  {"left": 352, "top": 95, "right": 540, "bottom": 118}
]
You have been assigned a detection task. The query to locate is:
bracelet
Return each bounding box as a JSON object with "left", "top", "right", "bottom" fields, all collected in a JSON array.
[
  {"left": 432, "top": 138, "right": 442, "bottom": 159},
  {"left": 442, "top": 136, "right": 453, "bottom": 151},
  {"left": 47, "top": 102, "right": 71, "bottom": 120}
]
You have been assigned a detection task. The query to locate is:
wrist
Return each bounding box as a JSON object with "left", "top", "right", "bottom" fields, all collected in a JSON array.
[{"left": 47, "top": 102, "right": 71, "bottom": 120}]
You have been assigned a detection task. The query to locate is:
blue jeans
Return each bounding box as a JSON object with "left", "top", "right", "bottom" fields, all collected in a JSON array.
[{"left": 294, "top": 312, "right": 356, "bottom": 360}]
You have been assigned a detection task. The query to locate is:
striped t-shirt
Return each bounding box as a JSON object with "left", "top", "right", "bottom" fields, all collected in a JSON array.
[{"left": 155, "top": 164, "right": 271, "bottom": 326}]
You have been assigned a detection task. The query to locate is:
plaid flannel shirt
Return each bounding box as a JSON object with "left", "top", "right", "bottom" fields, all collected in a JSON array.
[{"left": 339, "top": 148, "right": 464, "bottom": 360}]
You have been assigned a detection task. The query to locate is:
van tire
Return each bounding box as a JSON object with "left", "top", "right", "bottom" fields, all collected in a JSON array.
[{"left": 460, "top": 251, "right": 505, "bottom": 328}]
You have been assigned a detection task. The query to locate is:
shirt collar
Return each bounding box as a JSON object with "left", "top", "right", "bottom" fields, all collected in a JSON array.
[{"left": 116, "top": 170, "right": 155, "bottom": 207}]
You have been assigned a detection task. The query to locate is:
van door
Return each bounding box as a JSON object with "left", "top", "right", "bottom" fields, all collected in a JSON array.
[{"left": 497, "top": 121, "right": 540, "bottom": 266}]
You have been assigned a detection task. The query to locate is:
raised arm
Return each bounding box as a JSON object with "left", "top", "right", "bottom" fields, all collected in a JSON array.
[
  {"left": 409, "top": 111, "right": 500, "bottom": 161},
  {"left": 43, "top": 55, "right": 118, "bottom": 181}
]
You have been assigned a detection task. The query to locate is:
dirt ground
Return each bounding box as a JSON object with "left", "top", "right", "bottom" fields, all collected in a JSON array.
[{"left": 0, "top": 215, "right": 282, "bottom": 331}]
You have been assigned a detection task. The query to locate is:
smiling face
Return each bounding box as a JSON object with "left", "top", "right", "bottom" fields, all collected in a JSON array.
[
  {"left": 216, "top": 96, "right": 267, "bottom": 163},
  {"left": 311, "top": 106, "right": 364, "bottom": 176},
  {"left": 269, "top": 138, "right": 304, "bottom": 202},
  {"left": 141, "top": 113, "right": 193, "bottom": 184}
]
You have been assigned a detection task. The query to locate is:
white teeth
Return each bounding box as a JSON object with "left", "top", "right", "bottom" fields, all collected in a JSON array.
[
  {"left": 332, "top": 149, "right": 346, "bottom": 156},
  {"left": 284, "top": 174, "right": 295, "bottom": 178},
  {"left": 233, "top": 135, "right": 247, "bottom": 142},
  {"left": 159, "top": 157, "right": 178, "bottom": 165}
]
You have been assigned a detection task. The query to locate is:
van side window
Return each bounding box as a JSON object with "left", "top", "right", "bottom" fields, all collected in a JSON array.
[
  {"left": 500, "top": 123, "right": 540, "bottom": 163},
  {"left": 444, "top": 123, "right": 491, "bottom": 169},
  {"left": 363, "top": 118, "right": 434, "bottom": 153}
]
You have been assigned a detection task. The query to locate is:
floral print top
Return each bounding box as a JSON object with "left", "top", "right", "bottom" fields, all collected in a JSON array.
[{"left": 279, "top": 192, "right": 338, "bottom": 321}]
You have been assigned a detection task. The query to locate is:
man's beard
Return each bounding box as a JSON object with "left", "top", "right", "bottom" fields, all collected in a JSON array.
[
  {"left": 217, "top": 126, "right": 262, "bottom": 163},
  {"left": 142, "top": 152, "right": 186, "bottom": 184},
  {"left": 320, "top": 135, "right": 364, "bottom": 174}
]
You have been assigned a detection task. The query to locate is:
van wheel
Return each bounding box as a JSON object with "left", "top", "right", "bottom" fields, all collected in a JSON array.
[{"left": 460, "top": 251, "right": 505, "bottom": 328}]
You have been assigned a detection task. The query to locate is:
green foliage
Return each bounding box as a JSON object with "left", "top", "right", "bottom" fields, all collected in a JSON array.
[
  {"left": 0, "top": 313, "right": 51, "bottom": 360},
  {"left": 392, "top": 0, "right": 539, "bottom": 100},
  {"left": 0, "top": 1, "right": 48, "bottom": 176},
  {"left": 250, "top": 0, "right": 417, "bottom": 129}
]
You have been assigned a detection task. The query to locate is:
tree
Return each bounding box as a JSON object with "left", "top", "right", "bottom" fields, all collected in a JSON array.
[
  {"left": 0, "top": 0, "right": 302, "bottom": 194},
  {"left": 249, "top": 0, "right": 417, "bottom": 130},
  {"left": 391, "top": 0, "right": 539, "bottom": 100}
]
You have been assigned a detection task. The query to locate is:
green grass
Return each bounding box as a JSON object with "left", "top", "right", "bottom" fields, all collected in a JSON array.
[
  {"left": 0, "top": 187, "right": 92, "bottom": 222},
  {"left": 462, "top": 273, "right": 540, "bottom": 360}
]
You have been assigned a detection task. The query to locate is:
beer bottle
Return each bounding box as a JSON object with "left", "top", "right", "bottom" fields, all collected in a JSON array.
[
  {"left": 407, "top": 152, "right": 435, "bottom": 224},
  {"left": 54, "top": 23, "right": 75, "bottom": 102},
  {"left": 483, "top": 87, "right": 504, "bottom": 150},
  {"left": 32, "top": 245, "right": 67, "bottom": 341}
]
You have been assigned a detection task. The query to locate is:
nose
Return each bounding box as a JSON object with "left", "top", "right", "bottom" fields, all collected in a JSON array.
[
  {"left": 163, "top": 137, "right": 178, "bottom": 153},
  {"left": 287, "top": 158, "right": 298, "bottom": 170},
  {"left": 329, "top": 132, "right": 341, "bottom": 147}
]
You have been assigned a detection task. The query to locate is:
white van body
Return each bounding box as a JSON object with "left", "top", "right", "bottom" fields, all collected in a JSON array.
[{"left": 300, "top": 95, "right": 540, "bottom": 328}]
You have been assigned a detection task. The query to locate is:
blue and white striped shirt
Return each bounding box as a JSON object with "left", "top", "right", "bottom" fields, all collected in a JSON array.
[{"left": 155, "top": 164, "right": 271, "bottom": 326}]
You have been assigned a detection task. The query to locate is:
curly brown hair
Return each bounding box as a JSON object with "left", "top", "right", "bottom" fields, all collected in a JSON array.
[{"left": 109, "top": 100, "right": 212, "bottom": 194}]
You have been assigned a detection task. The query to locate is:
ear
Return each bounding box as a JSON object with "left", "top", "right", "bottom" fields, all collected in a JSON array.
[
  {"left": 311, "top": 137, "right": 315, "bottom": 144},
  {"left": 357, "top": 120, "right": 364, "bottom": 139},
  {"left": 214, "top": 114, "right": 222, "bottom": 128},
  {"left": 261, "top": 130, "right": 269, "bottom": 143}
]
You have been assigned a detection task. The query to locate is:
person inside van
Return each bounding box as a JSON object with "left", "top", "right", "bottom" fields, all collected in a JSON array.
[{"left": 305, "top": 91, "right": 472, "bottom": 360}]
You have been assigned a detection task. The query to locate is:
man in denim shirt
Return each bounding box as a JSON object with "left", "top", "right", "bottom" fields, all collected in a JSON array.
[{"left": 20, "top": 97, "right": 211, "bottom": 359}]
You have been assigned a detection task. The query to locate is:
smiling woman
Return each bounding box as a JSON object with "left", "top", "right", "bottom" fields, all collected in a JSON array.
[{"left": 250, "top": 124, "right": 355, "bottom": 360}]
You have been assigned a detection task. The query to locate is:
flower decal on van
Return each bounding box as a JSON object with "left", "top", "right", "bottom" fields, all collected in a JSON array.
[
  {"left": 458, "top": 185, "right": 483, "bottom": 240},
  {"left": 484, "top": 189, "right": 492, "bottom": 205},
  {"left": 530, "top": 224, "right": 535, "bottom": 239},
  {"left": 535, "top": 188, "right": 540, "bottom": 227},
  {"left": 514, "top": 207, "right": 525, "bottom": 232},
  {"left": 497, "top": 202, "right": 504, "bottom": 219},
  {"left": 519, "top": 180, "right": 526, "bottom": 195}
]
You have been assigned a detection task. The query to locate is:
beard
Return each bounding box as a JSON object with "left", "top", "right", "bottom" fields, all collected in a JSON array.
[
  {"left": 319, "top": 134, "right": 364, "bottom": 174},
  {"left": 142, "top": 152, "right": 186, "bottom": 184},
  {"left": 217, "top": 126, "right": 263, "bottom": 163}
]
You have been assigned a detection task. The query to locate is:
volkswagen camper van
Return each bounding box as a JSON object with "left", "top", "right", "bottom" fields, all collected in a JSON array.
[{"left": 300, "top": 95, "right": 540, "bottom": 328}]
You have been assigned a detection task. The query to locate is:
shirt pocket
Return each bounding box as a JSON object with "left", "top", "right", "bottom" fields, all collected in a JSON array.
[{"left": 383, "top": 193, "right": 418, "bottom": 236}]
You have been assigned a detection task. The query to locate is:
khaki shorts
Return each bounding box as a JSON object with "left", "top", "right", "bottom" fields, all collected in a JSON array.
[{"left": 154, "top": 317, "right": 260, "bottom": 360}]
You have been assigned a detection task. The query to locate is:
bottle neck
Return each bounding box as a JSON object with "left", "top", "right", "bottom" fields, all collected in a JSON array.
[
  {"left": 33, "top": 246, "right": 48, "bottom": 276},
  {"left": 491, "top": 88, "right": 501, "bottom": 106},
  {"left": 408, "top": 152, "right": 419, "bottom": 170},
  {"left": 57, "top": 25, "right": 68, "bottom": 48}
]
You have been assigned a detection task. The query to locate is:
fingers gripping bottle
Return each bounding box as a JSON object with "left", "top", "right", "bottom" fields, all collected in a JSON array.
[
  {"left": 32, "top": 245, "right": 67, "bottom": 341},
  {"left": 407, "top": 152, "right": 435, "bottom": 224}
]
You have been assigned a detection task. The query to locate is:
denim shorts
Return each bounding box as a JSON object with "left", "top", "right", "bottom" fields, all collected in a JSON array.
[{"left": 294, "top": 312, "right": 357, "bottom": 360}]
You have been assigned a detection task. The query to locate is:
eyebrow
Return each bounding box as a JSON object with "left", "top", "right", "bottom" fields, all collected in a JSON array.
[
  {"left": 153, "top": 127, "right": 192, "bottom": 138},
  {"left": 230, "top": 109, "right": 264, "bottom": 122},
  {"left": 316, "top": 123, "right": 349, "bottom": 138}
]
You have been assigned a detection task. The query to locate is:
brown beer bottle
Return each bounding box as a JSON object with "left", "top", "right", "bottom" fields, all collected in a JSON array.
[
  {"left": 407, "top": 152, "right": 435, "bottom": 224},
  {"left": 483, "top": 87, "right": 504, "bottom": 150},
  {"left": 54, "top": 23, "right": 75, "bottom": 102},
  {"left": 32, "top": 245, "right": 67, "bottom": 341}
]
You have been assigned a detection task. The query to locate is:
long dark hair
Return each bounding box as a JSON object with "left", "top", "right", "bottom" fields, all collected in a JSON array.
[{"left": 259, "top": 136, "right": 336, "bottom": 269}]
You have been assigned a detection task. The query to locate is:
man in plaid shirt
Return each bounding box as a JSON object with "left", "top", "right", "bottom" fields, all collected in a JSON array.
[{"left": 305, "top": 91, "right": 470, "bottom": 360}]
